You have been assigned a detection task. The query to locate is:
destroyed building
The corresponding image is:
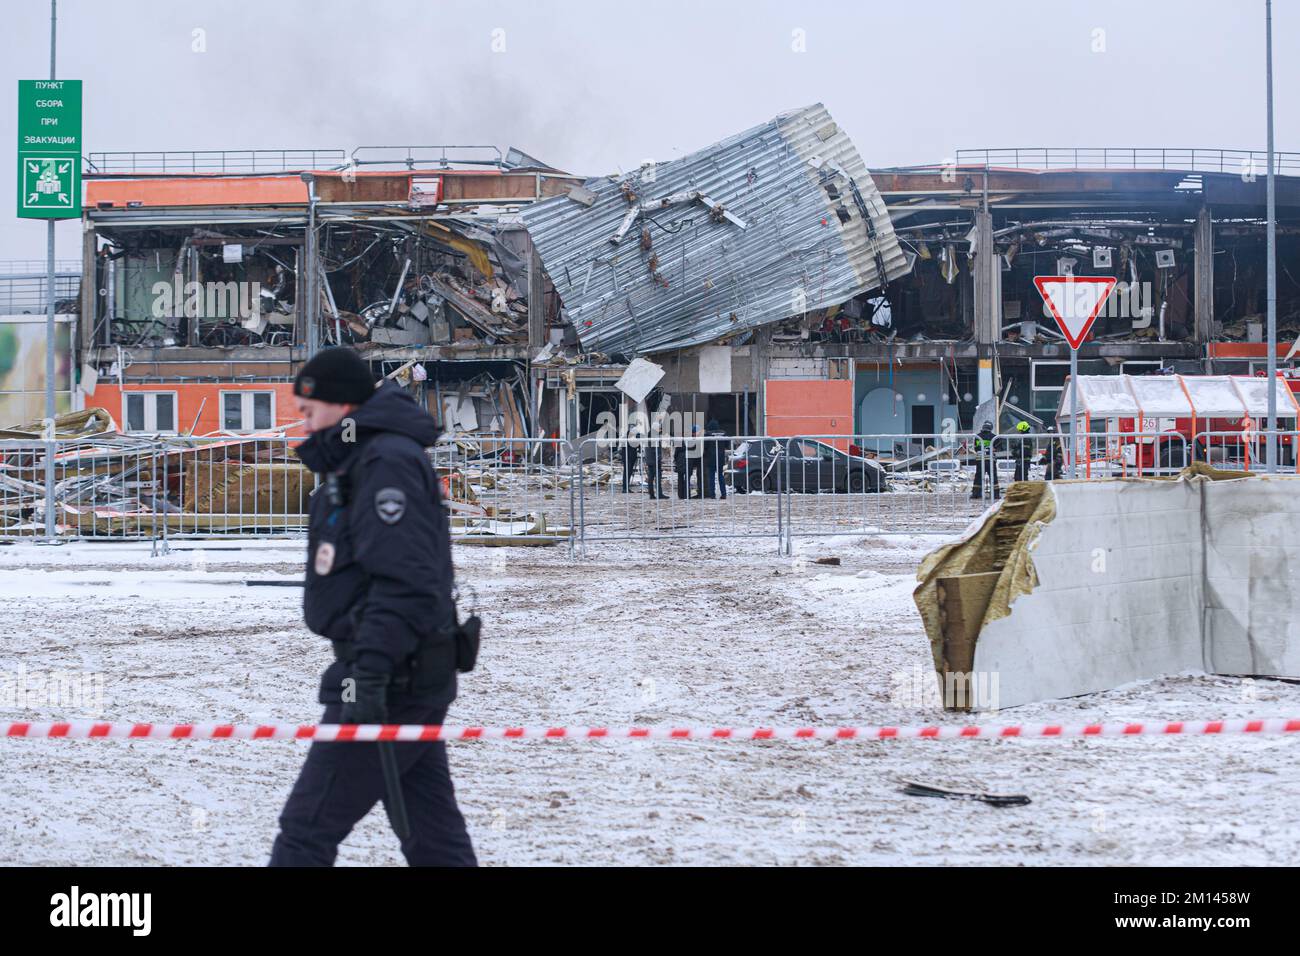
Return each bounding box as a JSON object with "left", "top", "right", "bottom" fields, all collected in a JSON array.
[
  {"left": 64, "top": 106, "right": 915, "bottom": 451},
  {"left": 864, "top": 150, "right": 1300, "bottom": 443},
  {"left": 14, "top": 117, "right": 1294, "bottom": 460},
  {"left": 71, "top": 146, "right": 579, "bottom": 447}
]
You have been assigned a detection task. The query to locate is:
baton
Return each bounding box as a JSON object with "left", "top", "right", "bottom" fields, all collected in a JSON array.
[{"left": 377, "top": 741, "right": 411, "bottom": 841}]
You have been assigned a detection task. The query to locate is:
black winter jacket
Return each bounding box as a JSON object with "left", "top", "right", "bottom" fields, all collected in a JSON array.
[{"left": 294, "top": 381, "right": 457, "bottom": 705}]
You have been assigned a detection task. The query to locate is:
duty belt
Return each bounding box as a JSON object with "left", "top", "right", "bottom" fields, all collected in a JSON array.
[{"left": 330, "top": 639, "right": 413, "bottom": 691}]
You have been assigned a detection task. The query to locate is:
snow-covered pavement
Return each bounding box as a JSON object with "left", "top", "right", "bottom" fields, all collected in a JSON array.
[{"left": 1, "top": 534, "right": 1297, "bottom": 866}]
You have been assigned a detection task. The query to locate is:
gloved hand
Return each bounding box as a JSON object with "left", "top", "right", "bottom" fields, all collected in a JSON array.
[{"left": 341, "top": 667, "right": 390, "bottom": 725}]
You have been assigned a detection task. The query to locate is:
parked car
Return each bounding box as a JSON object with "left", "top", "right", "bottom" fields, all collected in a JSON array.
[
  {"left": 729, "top": 438, "right": 887, "bottom": 493},
  {"left": 727, "top": 439, "right": 783, "bottom": 493}
]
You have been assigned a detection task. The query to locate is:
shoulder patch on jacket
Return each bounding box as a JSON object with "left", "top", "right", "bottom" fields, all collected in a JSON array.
[
  {"left": 314, "top": 541, "right": 336, "bottom": 575},
  {"left": 375, "top": 487, "right": 406, "bottom": 524}
]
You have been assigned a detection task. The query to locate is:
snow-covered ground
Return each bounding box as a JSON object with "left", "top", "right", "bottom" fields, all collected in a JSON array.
[{"left": 1, "top": 532, "right": 1298, "bottom": 866}]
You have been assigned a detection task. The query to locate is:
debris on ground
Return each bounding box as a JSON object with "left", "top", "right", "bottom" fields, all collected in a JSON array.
[{"left": 901, "top": 780, "right": 1031, "bottom": 807}]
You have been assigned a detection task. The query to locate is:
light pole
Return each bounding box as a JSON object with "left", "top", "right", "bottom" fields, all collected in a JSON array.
[{"left": 1265, "top": 0, "right": 1278, "bottom": 472}]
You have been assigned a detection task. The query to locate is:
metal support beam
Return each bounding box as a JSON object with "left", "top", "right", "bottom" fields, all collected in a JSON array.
[
  {"left": 302, "top": 181, "right": 319, "bottom": 358},
  {"left": 527, "top": 240, "right": 545, "bottom": 350},
  {"left": 79, "top": 219, "right": 96, "bottom": 357},
  {"left": 186, "top": 244, "right": 199, "bottom": 347},
  {"left": 1193, "top": 205, "right": 1215, "bottom": 343},
  {"left": 972, "top": 206, "right": 999, "bottom": 345}
]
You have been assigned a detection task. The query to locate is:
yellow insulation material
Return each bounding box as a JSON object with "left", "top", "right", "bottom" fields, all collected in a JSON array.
[{"left": 912, "top": 480, "right": 1056, "bottom": 675}]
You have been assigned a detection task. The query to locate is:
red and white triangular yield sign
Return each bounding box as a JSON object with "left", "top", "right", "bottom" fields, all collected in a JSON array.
[{"left": 1034, "top": 276, "right": 1117, "bottom": 349}]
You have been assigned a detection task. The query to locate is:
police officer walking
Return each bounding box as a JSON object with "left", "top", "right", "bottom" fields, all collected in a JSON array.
[{"left": 270, "top": 347, "right": 477, "bottom": 867}]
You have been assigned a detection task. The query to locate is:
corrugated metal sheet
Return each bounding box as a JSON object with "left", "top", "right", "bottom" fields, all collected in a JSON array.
[{"left": 519, "top": 104, "right": 909, "bottom": 356}]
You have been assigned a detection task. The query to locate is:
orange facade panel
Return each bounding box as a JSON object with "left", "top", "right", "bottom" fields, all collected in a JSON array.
[
  {"left": 86, "top": 175, "right": 308, "bottom": 209},
  {"left": 88, "top": 382, "right": 303, "bottom": 436},
  {"left": 1207, "top": 342, "right": 1297, "bottom": 358},
  {"left": 764, "top": 379, "right": 854, "bottom": 445}
]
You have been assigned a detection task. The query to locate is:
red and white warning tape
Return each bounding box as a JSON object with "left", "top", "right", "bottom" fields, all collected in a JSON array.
[{"left": 5, "top": 718, "right": 1300, "bottom": 742}]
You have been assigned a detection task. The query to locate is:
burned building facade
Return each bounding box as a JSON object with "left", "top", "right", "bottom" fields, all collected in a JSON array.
[
  {"left": 75, "top": 146, "right": 577, "bottom": 446},
  {"left": 862, "top": 150, "right": 1300, "bottom": 446},
  {"left": 55, "top": 128, "right": 1300, "bottom": 457}
]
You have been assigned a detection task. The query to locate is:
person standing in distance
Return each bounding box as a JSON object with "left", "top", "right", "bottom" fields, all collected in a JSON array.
[
  {"left": 1012, "top": 420, "right": 1034, "bottom": 482},
  {"left": 270, "top": 347, "right": 477, "bottom": 867}
]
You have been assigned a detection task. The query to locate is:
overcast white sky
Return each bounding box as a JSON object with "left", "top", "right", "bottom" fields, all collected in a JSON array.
[{"left": 2, "top": 0, "right": 1296, "bottom": 262}]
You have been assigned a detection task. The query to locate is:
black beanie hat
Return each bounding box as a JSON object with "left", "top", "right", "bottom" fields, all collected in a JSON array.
[{"left": 293, "top": 347, "right": 374, "bottom": 405}]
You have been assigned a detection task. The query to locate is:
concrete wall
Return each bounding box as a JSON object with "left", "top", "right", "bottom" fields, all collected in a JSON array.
[
  {"left": 1202, "top": 480, "right": 1300, "bottom": 676},
  {"left": 971, "top": 480, "right": 1205, "bottom": 709}
]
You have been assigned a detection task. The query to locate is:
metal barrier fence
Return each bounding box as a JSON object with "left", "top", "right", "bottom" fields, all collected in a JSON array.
[
  {"left": 574, "top": 434, "right": 786, "bottom": 554},
  {"left": 0, "top": 440, "right": 55, "bottom": 538},
  {"left": 1, "top": 435, "right": 581, "bottom": 547},
  {"left": 574, "top": 431, "right": 1019, "bottom": 554},
  {"left": 1191, "top": 430, "right": 1300, "bottom": 474},
  {"left": 1058, "top": 429, "right": 1300, "bottom": 477},
  {"left": 1030, "top": 430, "right": 1192, "bottom": 480},
  {"left": 778, "top": 433, "right": 985, "bottom": 553},
  {"left": 431, "top": 438, "right": 576, "bottom": 552},
  {"left": 0, "top": 435, "right": 318, "bottom": 542},
  {"left": 5, "top": 430, "right": 1296, "bottom": 552}
]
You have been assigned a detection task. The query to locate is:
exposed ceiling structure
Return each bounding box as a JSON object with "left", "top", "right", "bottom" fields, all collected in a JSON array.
[{"left": 520, "top": 104, "right": 910, "bottom": 356}]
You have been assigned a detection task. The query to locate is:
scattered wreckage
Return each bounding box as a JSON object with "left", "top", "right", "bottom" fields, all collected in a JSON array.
[{"left": 0, "top": 407, "right": 573, "bottom": 543}]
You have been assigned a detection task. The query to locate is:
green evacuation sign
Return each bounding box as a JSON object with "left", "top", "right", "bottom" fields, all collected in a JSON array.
[{"left": 17, "top": 79, "right": 82, "bottom": 219}]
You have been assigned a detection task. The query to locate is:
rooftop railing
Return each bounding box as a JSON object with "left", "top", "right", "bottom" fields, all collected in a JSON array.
[
  {"left": 84, "top": 149, "right": 348, "bottom": 175},
  {"left": 348, "top": 145, "right": 506, "bottom": 170},
  {"left": 0, "top": 272, "right": 81, "bottom": 313},
  {"left": 83, "top": 146, "right": 519, "bottom": 175},
  {"left": 0, "top": 259, "right": 82, "bottom": 274},
  {"left": 956, "top": 147, "right": 1300, "bottom": 175}
]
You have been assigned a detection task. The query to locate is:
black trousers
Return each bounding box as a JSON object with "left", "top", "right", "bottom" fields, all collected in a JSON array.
[
  {"left": 269, "top": 701, "right": 477, "bottom": 867},
  {"left": 1013, "top": 453, "right": 1032, "bottom": 482},
  {"left": 703, "top": 458, "right": 726, "bottom": 498},
  {"left": 622, "top": 445, "right": 662, "bottom": 496},
  {"left": 621, "top": 444, "right": 640, "bottom": 492},
  {"left": 971, "top": 454, "right": 1000, "bottom": 499},
  {"left": 677, "top": 457, "right": 703, "bottom": 498}
]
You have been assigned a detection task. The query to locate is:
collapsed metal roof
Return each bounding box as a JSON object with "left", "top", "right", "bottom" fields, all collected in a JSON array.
[{"left": 519, "top": 103, "right": 910, "bottom": 355}]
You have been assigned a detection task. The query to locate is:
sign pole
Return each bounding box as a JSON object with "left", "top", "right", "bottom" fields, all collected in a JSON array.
[
  {"left": 43, "top": 0, "right": 57, "bottom": 541},
  {"left": 1068, "top": 345, "right": 1078, "bottom": 479},
  {"left": 19, "top": 3, "right": 79, "bottom": 540}
]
